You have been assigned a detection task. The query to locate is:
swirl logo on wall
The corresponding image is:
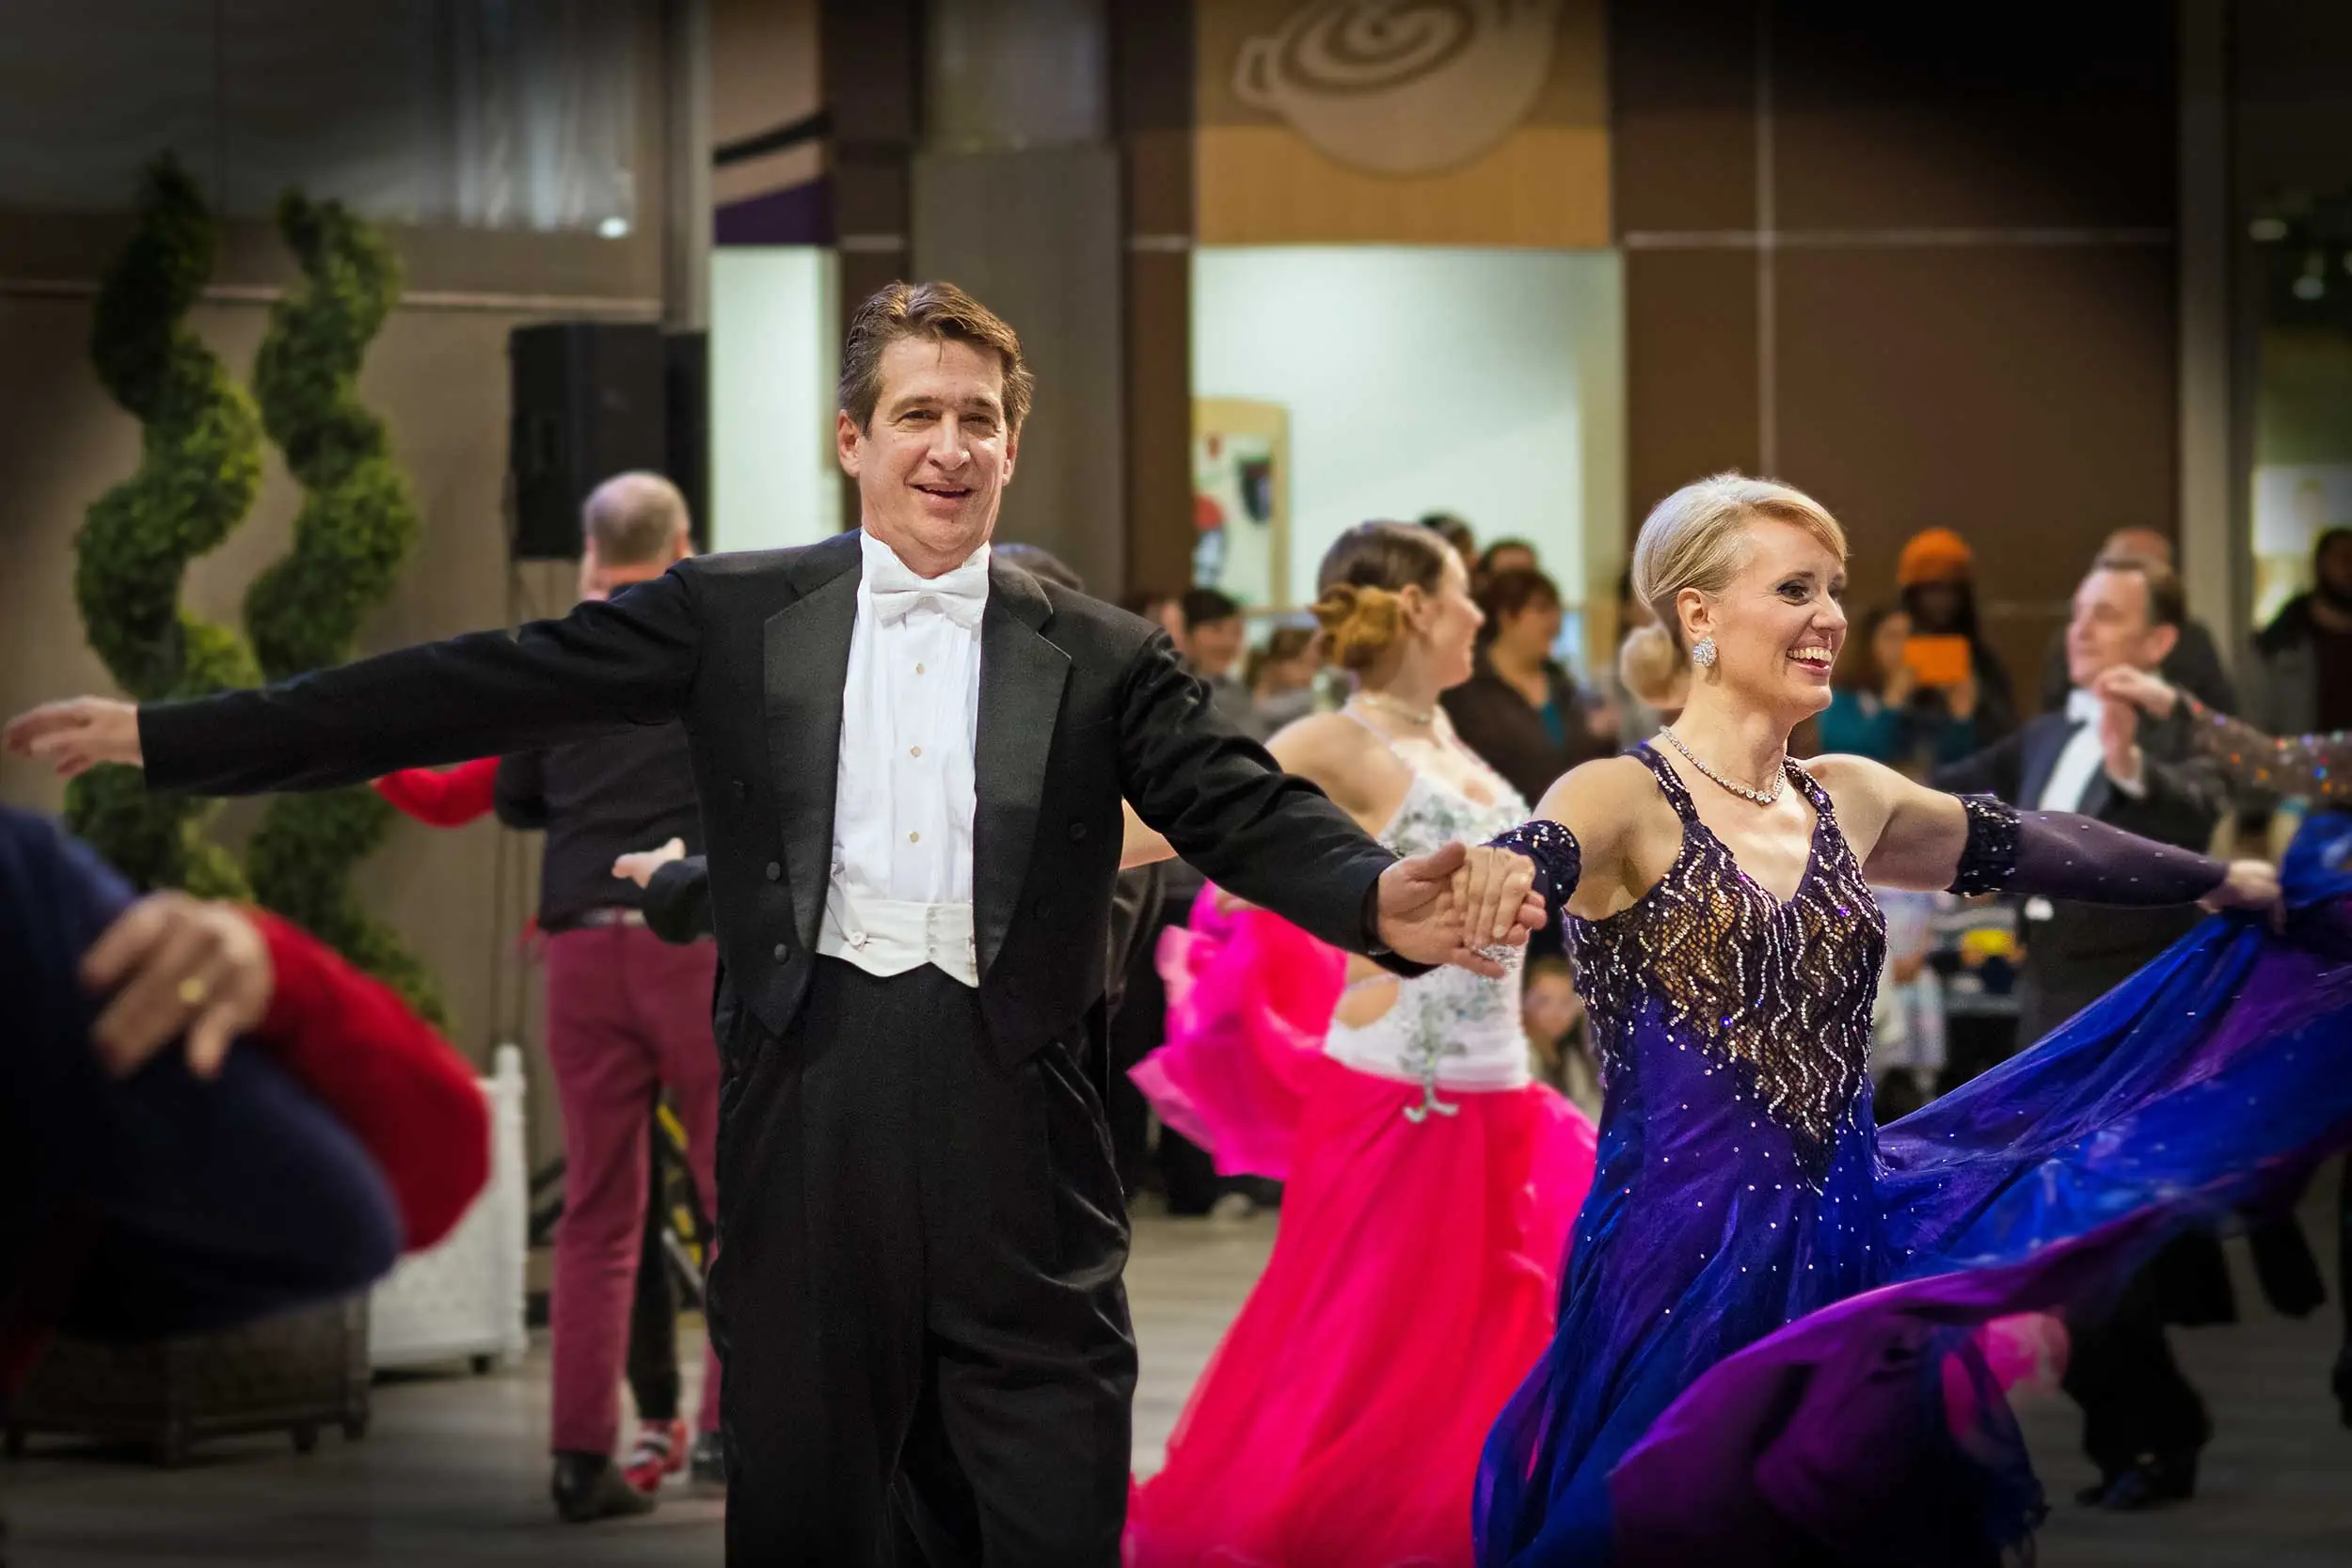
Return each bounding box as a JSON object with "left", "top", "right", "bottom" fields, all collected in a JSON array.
[{"left": 1232, "top": 0, "right": 1567, "bottom": 177}]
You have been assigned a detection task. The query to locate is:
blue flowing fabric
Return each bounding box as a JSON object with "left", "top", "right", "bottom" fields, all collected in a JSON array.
[{"left": 1476, "top": 808, "right": 2352, "bottom": 1568}]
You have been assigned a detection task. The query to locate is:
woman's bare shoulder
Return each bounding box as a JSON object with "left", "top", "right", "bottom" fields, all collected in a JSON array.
[{"left": 1534, "top": 752, "right": 1658, "bottom": 832}]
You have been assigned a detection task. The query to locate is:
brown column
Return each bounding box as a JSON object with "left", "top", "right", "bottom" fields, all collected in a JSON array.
[
  {"left": 822, "top": 0, "right": 919, "bottom": 529},
  {"left": 1113, "top": 0, "right": 1196, "bottom": 603}
]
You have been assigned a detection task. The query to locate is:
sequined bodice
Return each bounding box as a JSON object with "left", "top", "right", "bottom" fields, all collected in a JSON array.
[
  {"left": 1565, "top": 745, "right": 1884, "bottom": 1180},
  {"left": 1323, "top": 747, "right": 1534, "bottom": 1101}
]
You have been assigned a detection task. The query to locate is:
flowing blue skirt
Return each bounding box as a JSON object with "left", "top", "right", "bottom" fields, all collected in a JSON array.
[{"left": 1477, "top": 815, "right": 2352, "bottom": 1566}]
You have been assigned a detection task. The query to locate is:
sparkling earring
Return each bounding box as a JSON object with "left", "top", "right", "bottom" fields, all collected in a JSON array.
[{"left": 1691, "top": 635, "right": 1719, "bottom": 669}]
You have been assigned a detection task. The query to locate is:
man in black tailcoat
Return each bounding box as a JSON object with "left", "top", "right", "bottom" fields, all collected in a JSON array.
[{"left": 8, "top": 281, "right": 1529, "bottom": 1565}]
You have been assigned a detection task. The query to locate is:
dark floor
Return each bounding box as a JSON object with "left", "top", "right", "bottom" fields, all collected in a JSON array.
[{"left": 5, "top": 1207, "right": 2348, "bottom": 1566}]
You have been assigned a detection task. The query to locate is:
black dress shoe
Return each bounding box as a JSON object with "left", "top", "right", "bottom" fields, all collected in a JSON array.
[
  {"left": 552, "top": 1451, "right": 657, "bottom": 1523},
  {"left": 2095, "top": 1452, "right": 2198, "bottom": 1513},
  {"left": 2074, "top": 1471, "right": 2126, "bottom": 1508},
  {"left": 689, "top": 1431, "right": 727, "bottom": 1491}
]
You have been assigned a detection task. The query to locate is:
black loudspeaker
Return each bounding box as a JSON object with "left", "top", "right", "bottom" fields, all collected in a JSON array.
[
  {"left": 664, "top": 330, "right": 710, "bottom": 554},
  {"left": 507, "top": 322, "right": 667, "bottom": 561}
]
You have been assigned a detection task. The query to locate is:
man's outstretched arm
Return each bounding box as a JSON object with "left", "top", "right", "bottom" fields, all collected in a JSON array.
[{"left": 7, "top": 570, "right": 703, "bottom": 797}]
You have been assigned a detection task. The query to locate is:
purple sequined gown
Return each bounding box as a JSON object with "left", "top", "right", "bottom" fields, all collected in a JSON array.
[{"left": 1476, "top": 743, "right": 2352, "bottom": 1566}]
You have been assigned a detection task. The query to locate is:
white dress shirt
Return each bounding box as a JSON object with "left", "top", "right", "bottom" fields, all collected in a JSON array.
[
  {"left": 2027, "top": 687, "right": 2146, "bottom": 924},
  {"left": 818, "top": 532, "right": 987, "bottom": 986},
  {"left": 2038, "top": 688, "right": 2148, "bottom": 813}
]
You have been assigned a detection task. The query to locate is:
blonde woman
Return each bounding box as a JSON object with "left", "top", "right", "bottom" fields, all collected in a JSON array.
[
  {"left": 1126, "top": 522, "right": 1597, "bottom": 1568},
  {"left": 1448, "top": 475, "right": 2352, "bottom": 1567}
]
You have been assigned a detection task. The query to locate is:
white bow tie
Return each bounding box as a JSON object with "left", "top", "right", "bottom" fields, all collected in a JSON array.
[
  {"left": 2066, "top": 689, "right": 2104, "bottom": 725},
  {"left": 868, "top": 549, "right": 990, "bottom": 630}
]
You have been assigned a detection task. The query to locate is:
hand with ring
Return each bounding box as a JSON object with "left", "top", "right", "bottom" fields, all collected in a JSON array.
[{"left": 81, "top": 892, "right": 277, "bottom": 1079}]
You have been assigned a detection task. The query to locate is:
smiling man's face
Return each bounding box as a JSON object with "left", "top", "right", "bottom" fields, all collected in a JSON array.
[{"left": 837, "top": 334, "right": 1019, "bottom": 576}]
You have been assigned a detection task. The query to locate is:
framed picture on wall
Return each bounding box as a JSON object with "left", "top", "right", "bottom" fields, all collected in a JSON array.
[{"left": 1191, "top": 398, "right": 1291, "bottom": 610}]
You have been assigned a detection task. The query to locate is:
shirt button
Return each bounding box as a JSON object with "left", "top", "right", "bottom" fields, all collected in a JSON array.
[
  {"left": 915, "top": 662, "right": 926, "bottom": 675},
  {"left": 910, "top": 745, "right": 922, "bottom": 758},
  {"left": 1068, "top": 821, "right": 1088, "bottom": 842},
  {"left": 849, "top": 930, "right": 868, "bottom": 949},
  {"left": 909, "top": 831, "right": 920, "bottom": 844},
  {"left": 765, "top": 861, "right": 781, "bottom": 881},
  {"left": 772, "top": 942, "right": 788, "bottom": 960}
]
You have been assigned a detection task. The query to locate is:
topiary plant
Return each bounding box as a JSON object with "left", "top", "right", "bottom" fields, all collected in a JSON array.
[
  {"left": 241, "top": 191, "right": 445, "bottom": 1025},
  {"left": 68, "top": 155, "right": 263, "bottom": 898}
]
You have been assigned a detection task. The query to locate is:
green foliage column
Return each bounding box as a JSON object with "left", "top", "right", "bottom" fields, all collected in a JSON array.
[
  {"left": 68, "top": 156, "right": 262, "bottom": 897},
  {"left": 242, "top": 193, "right": 444, "bottom": 1024}
]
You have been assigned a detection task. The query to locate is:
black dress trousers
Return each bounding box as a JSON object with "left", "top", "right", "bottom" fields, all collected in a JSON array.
[{"left": 709, "top": 957, "right": 1135, "bottom": 1566}]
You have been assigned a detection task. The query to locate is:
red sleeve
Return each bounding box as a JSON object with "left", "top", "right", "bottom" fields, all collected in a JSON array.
[
  {"left": 247, "top": 911, "right": 491, "bottom": 1253},
  {"left": 371, "top": 756, "right": 501, "bottom": 827}
]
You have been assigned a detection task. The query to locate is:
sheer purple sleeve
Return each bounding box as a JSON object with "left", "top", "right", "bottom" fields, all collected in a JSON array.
[
  {"left": 1490, "top": 819, "right": 1583, "bottom": 927},
  {"left": 1946, "top": 793, "right": 2225, "bottom": 905},
  {"left": 2184, "top": 694, "right": 2352, "bottom": 802}
]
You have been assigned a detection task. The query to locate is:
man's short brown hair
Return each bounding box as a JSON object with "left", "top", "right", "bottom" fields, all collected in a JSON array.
[
  {"left": 2091, "top": 551, "right": 2185, "bottom": 629},
  {"left": 837, "top": 280, "right": 1033, "bottom": 434},
  {"left": 583, "top": 471, "right": 690, "bottom": 568}
]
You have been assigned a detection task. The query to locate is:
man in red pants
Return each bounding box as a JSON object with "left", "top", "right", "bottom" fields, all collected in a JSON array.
[{"left": 491, "top": 472, "right": 724, "bottom": 1522}]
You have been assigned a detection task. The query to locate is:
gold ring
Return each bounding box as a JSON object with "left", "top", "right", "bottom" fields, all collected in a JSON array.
[{"left": 177, "top": 975, "right": 210, "bottom": 1006}]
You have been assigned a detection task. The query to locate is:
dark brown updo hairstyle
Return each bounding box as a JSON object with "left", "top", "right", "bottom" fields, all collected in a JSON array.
[{"left": 1311, "top": 520, "right": 1455, "bottom": 672}]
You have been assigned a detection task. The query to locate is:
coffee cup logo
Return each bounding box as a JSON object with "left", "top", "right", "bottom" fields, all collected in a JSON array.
[{"left": 1232, "top": 0, "right": 1565, "bottom": 177}]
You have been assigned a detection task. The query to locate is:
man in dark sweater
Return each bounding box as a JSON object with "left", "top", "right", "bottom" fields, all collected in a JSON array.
[{"left": 495, "top": 473, "right": 723, "bottom": 1521}]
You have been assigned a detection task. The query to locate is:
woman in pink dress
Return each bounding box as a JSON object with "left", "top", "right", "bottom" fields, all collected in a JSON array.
[{"left": 1125, "top": 522, "right": 1598, "bottom": 1568}]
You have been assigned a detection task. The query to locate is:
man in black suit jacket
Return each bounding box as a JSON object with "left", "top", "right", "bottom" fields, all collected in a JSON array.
[
  {"left": 8, "top": 282, "right": 1524, "bottom": 1566},
  {"left": 1936, "top": 556, "right": 2230, "bottom": 1047},
  {"left": 1936, "top": 553, "right": 2304, "bottom": 1512}
]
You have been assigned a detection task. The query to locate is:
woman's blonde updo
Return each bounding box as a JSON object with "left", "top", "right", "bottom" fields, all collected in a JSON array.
[
  {"left": 1616, "top": 472, "right": 1848, "bottom": 706},
  {"left": 1311, "top": 520, "right": 1454, "bottom": 672}
]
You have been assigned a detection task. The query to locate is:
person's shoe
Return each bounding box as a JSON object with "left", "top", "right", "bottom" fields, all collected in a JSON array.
[
  {"left": 2094, "top": 1452, "right": 2198, "bottom": 1512},
  {"left": 689, "top": 1431, "right": 727, "bottom": 1492},
  {"left": 2074, "top": 1471, "right": 2127, "bottom": 1507},
  {"left": 552, "top": 1452, "right": 657, "bottom": 1523},
  {"left": 621, "top": 1417, "right": 688, "bottom": 1495},
  {"left": 2333, "top": 1345, "right": 2352, "bottom": 1430}
]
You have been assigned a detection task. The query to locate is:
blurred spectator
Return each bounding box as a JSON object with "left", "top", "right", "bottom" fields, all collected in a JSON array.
[
  {"left": 1521, "top": 956, "right": 1598, "bottom": 1117},
  {"left": 1591, "top": 563, "right": 1673, "bottom": 747},
  {"left": 1181, "top": 588, "right": 1262, "bottom": 740},
  {"left": 1820, "top": 605, "right": 1979, "bottom": 771},
  {"left": 2, "top": 806, "right": 487, "bottom": 1399},
  {"left": 2245, "top": 527, "right": 2352, "bottom": 748},
  {"left": 1870, "top": 886, "right": 1947, "bottom": 1123},
  {"left": 1476, "top": 537, "right": 1538, "bottom": 587},
  {"left": 1421, "top": 513, "right": 1478, "bottom": 580},
  {"left": 1898, "top": 527, "right": 2017, "bottom": 744},
  {"left": 2037, "top": 529, "right": 2235, "bottom": 716},
  {"left": 1246, "top": 625, "right": 1323, "bottom": 734},
  {"left": 1122, "top": 589, "right": 1191, "bottom": 657},
  {"left": 1443, "top": 567, "right": 1608, "bottom": 806}
]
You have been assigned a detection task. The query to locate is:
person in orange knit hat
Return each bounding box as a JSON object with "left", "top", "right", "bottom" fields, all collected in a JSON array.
[{"left": 1895, "top": 525, "right": 2017, "bottom": 745}]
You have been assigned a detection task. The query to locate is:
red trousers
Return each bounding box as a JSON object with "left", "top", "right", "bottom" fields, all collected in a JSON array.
[{"left": 544, "top": 926, "right": 722, "bottom": 1454}]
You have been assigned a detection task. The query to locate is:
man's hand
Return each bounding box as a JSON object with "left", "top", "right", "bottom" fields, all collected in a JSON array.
[
  {"left": 612, "top": 836, "right": 687, "bottom": 889},
  {"left": 2200, "top": 859, "right": 2284, "bottom": 929},
  {"left": 80, "top": 893, "right": 275, "bottom": 1079},
  {"left": 2098, "top": 696, "right": 2143, "bottom": 791},
  {"left": 1375, "top": 841, "right": 1542, "bottom": 978},
  {"left": 5, "top": 697, "right": 143, "bottom": 777},
  {"left": 2092, "top": 664, "right": 2181, "bottom": 721}
]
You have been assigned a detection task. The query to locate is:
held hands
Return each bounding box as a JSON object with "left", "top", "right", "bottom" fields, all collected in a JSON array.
[
  {"left": 2092, "top": 666, "right": 2181, "bottom": 721},
  {"left": 81, "top": 893, "right": 275, "bottom": 1079},
  {"left": 2200, "top": 859, "right": 2285, "bottom": 929},
  {"left": 1375, "top": 840, "right": 1545, "bottom": 978},
  {"left": 612, "top": 836, "right": 687, "bottom": 888},
  {"left": 4, "top": 697, "right": 143, "bottom": 777}
]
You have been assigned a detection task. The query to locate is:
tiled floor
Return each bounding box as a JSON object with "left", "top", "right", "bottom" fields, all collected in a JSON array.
[{"left": 5, "top": 1208, "right": 2347, "bottom": 1566}]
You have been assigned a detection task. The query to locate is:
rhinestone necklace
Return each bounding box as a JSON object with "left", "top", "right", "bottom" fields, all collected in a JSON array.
[
  {"left": 1657, "top": 725, "right": 1785, "bottom": 806},
  {"left": 1352, "top": 689, "right": 1437, "bottom": 726}
]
